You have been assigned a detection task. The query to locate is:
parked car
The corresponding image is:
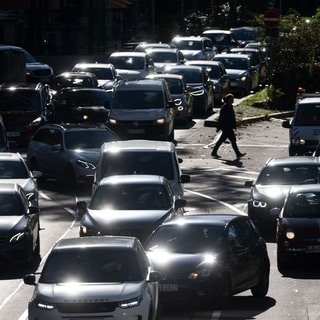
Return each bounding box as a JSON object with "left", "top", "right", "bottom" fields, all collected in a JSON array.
[
  {"left": 24, "top": 235, "right": 163, "bottom": 320},
  {"left": 0, "top": 152, "right": 42, "bottom": 207},
  {"left": 245, "top": 156, "right": 320, "bottom": 233},
  {"left": 0, "top": 44, "right": 55, "bottom": 83},
  {"left": 53, "top": 87, "right": 112, "bottom": 123},
  {"left": 0, "top": 182, "right": 40, "bottom": 265},
  {"left": 163, "top": 64, "right": 214, "bottom": 115},
  {"left": 145, "top": 47, "right": 185, "bottom": 73},
  {"left": 71, "top": 62, "right": 120, "bottom": 92},
  {"left": 147, "top": 73, "right": 194, "bottom": 124},
  {"left": 144, "top": 214, "right": 270, "bottom": 306},
  {"left": 93, "top": 139, "right": 191, "bottom": 197},
  {"left": 212, "top": 53, "right": 259, "bottom": 96},
  {"left": 201, "top": 29, "right": 238, "bottom": 53},
  {"left": 185, "top": 60, "right": 230, "bottom": 104},
  {"left": 27, "top": 123, "right": 119, "bottom": 185},
  {"left": 78, "top": 174, "right": 186, "bottom": 242},
  {"left": 107, "top": 51, "right": 155, "bottom": 80},
  {"left": 0, "top": 82, "right": 54, "bottom": 146},
  {"left": 271, "top": 184, "right": 320, "bottom": 272},
  {"left": 107, "top": 79, "right": 175, "bottom": 141},
  {"left": 50, "top": 71, "right": 99, "bottom": 94},
  {"left": 170, "top": 36, "right": 217, "bottom": 60}
]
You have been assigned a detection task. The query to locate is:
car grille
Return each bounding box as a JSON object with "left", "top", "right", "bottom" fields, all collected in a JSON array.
[
  {"left": 56, "top": 301, "right": 118, "bottom": 313},
  {"left": 117, "top": 120, "right": 154, "bottom": 126}
]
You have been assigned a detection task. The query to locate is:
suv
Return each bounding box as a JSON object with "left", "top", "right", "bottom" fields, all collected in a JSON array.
[
  {"left": 107, "top": 79, "right": 175, "bottom": 141},
  {"left": 0, "top": 82, "right": 54, "bottom": 146},
  {"left": 93, "top": 139, "right": 190, "bottom": 197},
  {"left": 24, "top": 236, "right": 162, "bottom": 320}
]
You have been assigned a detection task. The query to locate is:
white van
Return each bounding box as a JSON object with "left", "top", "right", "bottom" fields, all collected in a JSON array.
[
  {"left": 282, "top": 92, "right": 320, "bottom": 156},
  {"left": 93, "top": 139, "right": 190, "bottom": 197}
]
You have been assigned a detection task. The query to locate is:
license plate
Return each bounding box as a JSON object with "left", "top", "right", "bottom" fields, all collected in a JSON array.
[
  {"left": 306, "top": 245, "right": 320, "bottom": 253},
  {"left": 159, "top": 284, "right": 178, "bottom": 291},
  {"left": 7, "top": 131, "right": 20, "bottom": 137},
  {"left": 127, "top": 128, "right": 145, "bottom": 134}
]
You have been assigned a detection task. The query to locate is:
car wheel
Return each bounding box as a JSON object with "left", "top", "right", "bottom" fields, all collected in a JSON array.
[
  {"left": 251, "top": 261, "right": 270, "bottom": 297},
  {"left": 277, "top": 251, "right": 290, "bottom": 274}
]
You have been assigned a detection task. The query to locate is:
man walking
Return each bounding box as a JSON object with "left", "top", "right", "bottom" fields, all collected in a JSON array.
[{"left": 211, "top": 93, "right": 246, "bottom": 159}]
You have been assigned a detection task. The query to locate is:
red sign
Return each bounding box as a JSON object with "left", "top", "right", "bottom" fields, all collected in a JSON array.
[{"left": 264, "top": 10, "right": 280, "bottom": 28}]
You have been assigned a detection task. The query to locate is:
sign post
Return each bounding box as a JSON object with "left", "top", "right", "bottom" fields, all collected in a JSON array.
[{"left": 264, "top": 10, "right": 280, "bottom": 28}]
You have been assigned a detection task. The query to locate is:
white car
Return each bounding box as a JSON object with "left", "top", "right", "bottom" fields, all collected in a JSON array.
[{"left": 24, "top": 236, "right": 163, "bottom": 320}]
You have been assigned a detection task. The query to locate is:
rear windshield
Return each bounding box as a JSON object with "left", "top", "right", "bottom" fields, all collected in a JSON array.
[{"left": 294, "top": 103, "right": 320, "bottom": 126}]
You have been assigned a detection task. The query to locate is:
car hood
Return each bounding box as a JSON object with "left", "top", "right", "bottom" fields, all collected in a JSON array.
[
  {"left": 0, "top": 178, "right": 35, "bottom": 191},
  {"left": 68, "top": 149, "right": 100, "bottom": 164},
  {"left": 154, "top": 63, "right": 178, "bottom": 72},
  {"left": 109, "top": 108, "right": 165, "bottom": 120},
  {"left": 0, "top": 216, "right": 26, "bottom": 234},
  {"left": 180, "top": 50, "right": 201, "bottom": 58},
  {"left": 35, "top": 281, "right": 144, "bottom": 303},
  {"left": 97, "top": 79, "right": 114, "bottom": 88},
  {"left": 281, "top": 217, "right": 320, "bottom": 234},
  {"left": 226, "top": 69, "right": 248, "bottom": 79},
  {"left": 254, "top": 185, "right": 291, "bottom": 200}
]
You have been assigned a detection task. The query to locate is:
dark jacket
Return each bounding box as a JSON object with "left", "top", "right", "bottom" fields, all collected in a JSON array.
[{"left": 217, "top": 103, "right": 236, "bottom": 132}]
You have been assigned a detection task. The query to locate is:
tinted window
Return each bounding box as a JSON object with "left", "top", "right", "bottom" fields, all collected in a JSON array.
[
  {"left": 0, "top": 160, "right": 29, "bottom": 178},
  {"left": 0, "top": 90, "right": 41, "bottom": 112},
  {"left": 149, "top": 52, "right": 177, "bottom": 63},
  {"left": 56, "top": 90, "right": 111, "bottom": 107},
  {"left": 108, "top": 56, "right": 145, "bottom": 70},
  {"left": 0, "top": 193, "right": 24, "bottom": 215},
  {"left": 294, "top": 103, "right": 320, "bottom": 126}
]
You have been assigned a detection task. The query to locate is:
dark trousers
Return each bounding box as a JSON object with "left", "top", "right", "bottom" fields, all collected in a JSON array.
[{"left": 212, "top": 129, "right": 241, "bottom": 156}]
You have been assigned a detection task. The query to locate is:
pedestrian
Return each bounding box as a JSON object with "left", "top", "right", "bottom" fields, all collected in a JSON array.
[{"left": 211, "top": 93, "right": 246, "bottom": 159}]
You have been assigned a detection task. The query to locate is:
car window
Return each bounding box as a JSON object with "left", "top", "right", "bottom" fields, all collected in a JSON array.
[
  {"left": 231, "top": 219, "right": 258, "bottom": 246},
  {"left": 149, "top": 52, "right": 177, "bottom": 63},
  {"left": 60, "top": 90, "right": 111, "bottom": 107},
  {"left": 165, "top": 78, "right": 183, "bottom": 94},
  {"left": 0, "top": 90, "right": 41, "bottom": 112},
  {"left": 108, "top": 56, "right": 145, "bottom": 70},
  {"left": 40, "top": 248, "right": 143, "bottom": 283},
  {"left": 0, "top": 160, "right": 29, "bottom": 178},
  {"left": 294, "top": 103, "right": 320, "bottom": 126}
]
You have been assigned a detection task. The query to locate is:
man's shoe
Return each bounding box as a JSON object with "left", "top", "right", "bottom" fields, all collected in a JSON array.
[
  {"left": 237, "top": 152, "right": 246, "bottom": 159},
  {"left": 211, "top": 151, "right": 220, "bottom": 158}
]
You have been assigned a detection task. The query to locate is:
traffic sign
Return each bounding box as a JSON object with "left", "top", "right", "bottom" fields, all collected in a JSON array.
[{"left": 264, "top": 10, "right": 280, "bottom": 28}]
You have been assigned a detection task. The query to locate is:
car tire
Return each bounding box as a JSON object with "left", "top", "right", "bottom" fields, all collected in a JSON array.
[
  {"left": 277, "top": 251, "right": 290, "bottom": 274},
  {"left": 251, "top": 261, "right": 270, "bottom": 297}
]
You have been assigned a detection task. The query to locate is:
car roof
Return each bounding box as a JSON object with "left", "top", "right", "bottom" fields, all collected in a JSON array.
[
  {"left": 214, "top": 53, "right": 251, "bottom": 59},
  {"left": 58, "top": 87, "right": 109, "bottom": 93},
  {"left": 172, "top": 36, "right": 209, "bottom": 41},
  {"left": 202, "top": 29, "right": 232, "bottom": 35},
  {"left": 0, "top": 83, "right": 43, "bottom": 90},
  {"left": 230, "top": 48, "right": 260, "bottom": 53},
  {"left": 164, "top": 65, "right": 203, "bottom": 71},
  {"left": 266, "top": 156, "right": 320, "bottom": 166},
  {"left": 146, "top": 48, "right": 180, "bottom": 53},
  {"left": 109, "top": 51, "right": 148, "bottom": 57},
  {"left": 56, "top": 71, "right": 97, "bottom": 78},
  {"left": 72, "top": 63, "right": 114, "bottom": 69},
  {"left": 101, "top": 139, "right": 175, "bottom": 153},
  {"left": 115, "top": 79, "right": 166, "bottom": 91},
  {"left": 0, "top": 152, "right": 23, "bottom": 161},
  {"left": 289, "top": 184, "right": 320, "bottom": 193},
  {"left": 185, "top": 60, "right": 224, "bottom": 66},
  {"left": 53, "top": 235, "right": 139, "bottom": 252},
  {"left": 99, "top": 174, "right": 165, "bottom": 186},
  {"left": 147, "top": 73, "right": 184, "bottom": 81}
]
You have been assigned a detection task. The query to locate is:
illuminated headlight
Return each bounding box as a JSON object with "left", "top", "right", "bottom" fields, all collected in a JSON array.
[
  {"left": 9, "top": 232, "right": 26, "bottom": 243},
  {"left": 252, "top": 200, "right": 267, "bottom": 208},
  {"left": 118, "top": 295, "right": 142, "bottom": 309},
  {"left": 156, "top": 118, "right": 165, "bottom": 125},
  {"left": 76, "top": 159, "right": 95, "bottom": 170},
  {"left": 285, "top": 230, "right": 295, "bottom": 239},
  {"left": 35, "top": 300, "right": 55, "bottom": 310},
  {"left": 291, "top": 138, "right": 305, "bottom": 145},
  {"left": 29, "top": 117, "right": 42, "bottom": 127},
  {"left": 80, "top": 225, "right": 99, "bottom": 236},
  {"left": 239, "top": 76, "right": 247, "bottom": 82},
  {"left": 188, "top": 255, "right": 216, "bottom": 279},
  {"left": 82, "top": 114, "right": 89, "bottom": 121},
  {"left": 108, "top": 118, "right": 118, "bottom": 125}
]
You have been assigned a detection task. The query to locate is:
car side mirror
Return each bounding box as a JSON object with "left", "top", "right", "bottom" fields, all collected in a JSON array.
[
  {"left": 167, "top": 101, "right": 175, "bottom": 109},
  {"left": 77, "top": 200, "right": 87, "bottom": 218},
  {"left": 28, "top": 206, "right": 39, "bottom": 214},
  {"left": 270, "top": 207, "right": 281, "bottom": 217},
  {"left": 282, "top": 119, "right": 292, "bottom": 128},
  {"left": 24, "top": 274, "right": 36, "bottom": 286},
  {"left": 175, "top": 198, "right": 187, "bottom": 210},
  {"left": 149, "top": 270, "right": 166, "bottom": 282},
  {"left": 244, "top": 180, "right": 254, "bottom": 187},
  {"left": 180, "top": 174, "right": 191, "bottom": 183}
]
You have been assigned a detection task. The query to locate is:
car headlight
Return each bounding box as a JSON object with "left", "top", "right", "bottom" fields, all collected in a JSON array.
[
  {"left": 76, "top": 159, "right": 96, "bottom": 170},
  {"left": 108, "top": 118, "right": 117, "bottom": 125},
  {"left": 285, "top": 230, "right": 295, "bottom": 239},
  {"left": 35, "top": 299, "right": 55, "bottom": 310},
  {"left": 80, "top": 225, "right": 99, "bottom": 236},
  {"left": 9, "top": 232, "right": 27, "bottom": 243},
  {"left": 188, "top": 254, "right": 216, "bottom": 279},
  {"left": 291, "top": 138, "right": 305, "bottom": 145},
  {"left": 29, "top": 116, "right": 42, "bottom": 127},
  {"left": 118, "top": 295, "right": 143, "bottom": 309},
  {"left": 239, "top": 76, "right": 247, "bottom": 82},
  {"left": 156, "top": 118, "right": 165, "bottom": 125},
  {"left": 252, "top": 200, "right": 267, "bottom": 208}
]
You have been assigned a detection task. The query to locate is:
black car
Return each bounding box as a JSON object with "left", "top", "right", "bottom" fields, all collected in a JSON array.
[
  {"left": 53, "top": 87, "right": 112, "bottom": 123},
  {"left": 0, "top": 183, "right": 40, "bottom": 265},
  {"left": 0, "top": 82, "right": 54, "bottom": 146},
  {"left": 144, "top": 214, "right": 270, "bottom": 306},
  {"left": 245, "top": 156, "right": 320, "bottom": 233}
]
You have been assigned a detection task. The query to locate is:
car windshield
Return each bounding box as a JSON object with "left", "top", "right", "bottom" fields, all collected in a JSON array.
[
  {"left": 284, "top": 192, "right": 320, "bottom": 218},
  {"left": 101, "top": 151, "right": 174, "bottom": 180},
  {"left": 108, "top": 56, "right": 145, "bottom": 70},
  {"left": 145, "top": 225, "right": 225, "bottom": 253},
  {"left": 73, "top": 67, "right": 114, "bottom": 80},
  {"left": 56, "top": 90, "right": 111, "bottom": 107},
  {"left": 294, "top": 103, "right": 320, "bottom": 126},
  {"left": 168, "top": 69, "right": 202, "bottom": 83},
  {"left": 40, "top": 249, "right": 143, "bottom": 283},
  {"left": 0, "top": 91, "right": 41, "bottom": 112},
  {"left": 64, "top": 130, "right": 117, "bottom": 149},
  {"left": 173, "top": 40, "right": 202, "bottom": 50},
  {"left": 90, "top": 183, "right": 171, "bottom": 210},
  {"left": 0, "top": 160, "right": 29, "bottom": 178},
  {"left": 209, "top": 34, "right": 232, "bottom": 45},
  {"left": 51, "top": 76, "right": 94, "bottom": 90},
  {"left": 214, "top": 57, "right": 249, "bottom": 70},
  {"left": 164, "top": 78, "right": 183, "bottom": 94},
  {"left": 112, "top": 90, "right": 164, "bottom": 109},
  {"left": 257, "top": 164, "right": 320, "bottom": 185},
  {"left": 149, "top": 52, "right": 177, "bottom": 63},
  {"left": 0, "top": 194, "right": 24, "bottom": 216}
]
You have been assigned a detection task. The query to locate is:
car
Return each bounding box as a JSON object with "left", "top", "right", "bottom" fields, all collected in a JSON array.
[
  {"left": 147, "top": 73, "right": 194, "bottom": 124},
  {"left": 70, "top": 62, "right": 120, "bottom": 92},
  {"left": 201, "top": 29, "right": 238, "bottom": 53},
  {"left": 107, "top": 51, "right": 155, "bottom": 80},
  {"left": 230, "top": 26, "right": 261, "bottom": 47},
  {"left": 78, "top": 174, "right": 187, "bottom": 242},
  {"left": 185, "top": 60, "right": 230, "bottom": 105},
  {"left": 170, "top": 36, "right": 217, "bottom": 60},
  {"left": 50, "top": 71, "right": 99, "bottom": 93},
  {"left": 245, "top": 156, "right": 320, "bottom": 233},
  {"left": 0, "top": 152, "right": 42, "bottom": 207},
  {"left": 0, "top": 182, "right": 40, "bottom": 265},
  {"left": 23, "top": 235, "right": 163, "bottom": 320},
  {"left": 145, "top": 47, "right": 186, "bottom": 73},
  {"left": 144, "top": 214, "right": 270, "bottom": 306},
  {"left": 0, "top": 115, "right": 9, "bottom": 151},
  {"left": 134, "top": 42, "right": 174, "bottom": 52},
  {"left": 0, "top": 82, "right": 54, "bottom": 146},
  {"left": 53, "top": 87, "right": 113, "bottom": 123},
  {"left": 107, "top": 79, "right": 175, "bottom": 141},
  {"left": 230, "top": 47, "right": 268, "bottom": 85},
  {"left": 163, "top": 64, "right": 214, "bottom": 115},
  {"left": 212, "top": 53, "right": 259, "bottom": 96},
  {"left": 0, "top": 44, "right": 55, "bottom": 83},
  {"left": 93, "top": 139, "right": 191, "bottom": 198},
  {"left": 27, "top": 123, "right": 119, "bottom": 185}
]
